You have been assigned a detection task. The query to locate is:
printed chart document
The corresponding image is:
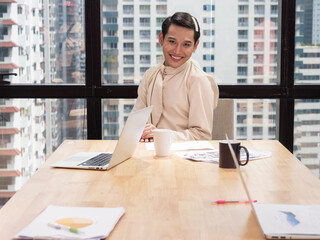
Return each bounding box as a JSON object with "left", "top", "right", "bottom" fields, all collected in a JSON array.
[
  {"left": 176, "top": 149, "right": 272, "bottom": 163},
  {"left": 15, "top": 205, "right": 125, "bottom": 240}
]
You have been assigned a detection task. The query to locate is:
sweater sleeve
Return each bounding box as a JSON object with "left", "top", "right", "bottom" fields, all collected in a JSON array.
[{"left": 132, "top": 66, "right": 157, "bottom": 112}]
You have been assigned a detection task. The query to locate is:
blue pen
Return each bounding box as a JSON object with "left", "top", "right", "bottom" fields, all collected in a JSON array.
[{"left": 48, "top": 222, "right": 84, "bottom": 234}]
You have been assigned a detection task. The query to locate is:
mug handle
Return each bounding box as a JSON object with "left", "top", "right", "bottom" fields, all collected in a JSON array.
[{"left": 238, "top": 146, "right": 249, "bottom": 166}]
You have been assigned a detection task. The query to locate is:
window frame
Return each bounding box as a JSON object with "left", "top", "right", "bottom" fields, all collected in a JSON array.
[{"left": 1, "top": 0, "right": 320, "bottom": 152}]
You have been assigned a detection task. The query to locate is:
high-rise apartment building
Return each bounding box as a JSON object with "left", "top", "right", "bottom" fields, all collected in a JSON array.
[
  {"left": 294, "top": 0, "right": 320, "bottom": 177},
  {"left": 0, "top": 0, "right": 46, "bottom": 207},
  {"left": 101, "top": 0, "right": 167, "bottom": 139},
  {"left": 0, "top": 0, "right": 86, "bottom": 207},
  {"left": 313, "top": 0, "right": 320, "bottom": 43}
]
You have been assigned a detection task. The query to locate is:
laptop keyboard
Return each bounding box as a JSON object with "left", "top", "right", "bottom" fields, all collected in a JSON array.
[{"left": 77, "top": 153, "right": 112, "bottom": 167}]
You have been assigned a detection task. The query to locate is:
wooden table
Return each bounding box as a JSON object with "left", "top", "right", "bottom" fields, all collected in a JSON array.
[{"left": 1, "top": 140, "right": 320, "bottom": 240}]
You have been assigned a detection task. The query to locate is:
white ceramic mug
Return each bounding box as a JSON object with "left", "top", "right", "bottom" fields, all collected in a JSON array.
[{"left": 153, "top": 129, "right": 172, "bottom": 157}]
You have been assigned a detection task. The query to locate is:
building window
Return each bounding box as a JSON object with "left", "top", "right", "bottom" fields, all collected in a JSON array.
[
  {"left": 237, "top": 127, "right": 247, "bottom": 136},
  {"left": 106, "top": 17, "right": 117, "bottom": 24},
  {"left": 203, "top": 42, "right": 215, "bottom": 48},
  {"left": 123, "top": 55, "right": 134, "bottom": 64},
  {"left": 123, "top": 5, "right": 134, "bottom": 14},
  {"left": 203, "top": 17, "right": 214, "bottom": 24},
  {"left": 254, "top": 29, "right": 264, "bottom": 39},
  {"left": 105, "top": 29, "right": 117, "bottom": 37},
  {"left": 254, "top": 17, "right": 264, "bottom": 26},
  {"left": 123, "top": 30, "right": 134, "bottom": 39},
  {"left": 238, "top": 67, "right": 247, "bottom": 76},
  {"left": 203, "top": 67, "right": 214, "bottom": 72},
  {"left": 271, "top": 17, "right": 278, "bottom": 27},
  {"left": 254, "top": 66, "right": 264, "bottom": 75},
  {"left": 238, "top": 18, "right": 248, "bottom": 27},
  {"left": 124, "top": 105, "right": 133, "bottom": 114},
  {"left": 254, "top": 54, "right": 264, "bottom": 64},
  {"left": 203, "top": 30, "right": 215, "bottom": 36},
  {"left": 140, "top": 17, "right": 150, "bottom": 27},
  {"left": 123, "top": 43, "right": 134, "bottom": 52},
  {"left": 156, "top": 17, "right": 166, "bottom": 27},
  {"left": 139, "top": 5, "right": 150, "bottom": 14},
  {"left": 237, "top": 115, "right": 247, "bottom": 124},
  {"left": 238, "top": 30, "right": 248, "bottom": 39},
  {"left": 124, "top": 67, "right": 134, "bottom": 77},
  {"left": 203, "top": 55, "right": 214, "bottom": 60},
  {"left": 18, "top": 6, "right": 23, "bottom": 14},
  {"left": 271, "top": 5, "right": 278, "bottom": 15},
  {"left": 238, "top": 42, "right": 248, "bottom": 51},
  {"left": 270, "top": 29, "right": 278, "bottom": 39},
  {"left": 140, "top": 55, "right": 150, "bottom": 64},
  {"left": 203, "top": 5, "right": 215, "bottom": 11},
  {"left": 237, "top": 78, "right": 247, "bottom": 84},
  {"left": 253, "top": 127, "right": 263, "bottom": 136},
  {"left": 254, "top": 5, "right": 265, "bottom": 14},
  {"left": 254, "top": 42, "right": 264, "bottom": 51},
  {"left": 123, "top": 18, "right": 134, "bottom": 27},
  {"left": 270, "top": 54, "right": 277, "bottom": 64},
  {"left": 238, "top": 5, "right": 248, "bottom": 14},
  {"left": 156, "top": 5, "right": 167, "bottom": 14},
  {"left": 140, "top": 42, "right": 150, "bottom": 52},
  {"left": 140, "top": 30, "right": 150, "bottom": 39},
  {"left": 238, "top": 54, "right": 248, "bottom": 64},
  {"left": 140, "top": 67, "right": 149, "bottom": 77}
]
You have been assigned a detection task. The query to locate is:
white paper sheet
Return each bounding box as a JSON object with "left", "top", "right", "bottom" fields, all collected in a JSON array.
[
  {"left": 145, "top": 140, "right": 214, "bottom": 151},
  {"left": 16, "top": 205, "right": 125, "bottom": 240},
  {"left": 253, "top": 203, "right": 320, "bottom": 236}
]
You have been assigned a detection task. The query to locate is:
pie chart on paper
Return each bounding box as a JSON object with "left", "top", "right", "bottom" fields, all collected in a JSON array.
[{"left": 55, "top": 217, "right": 93, "bottom": 228}]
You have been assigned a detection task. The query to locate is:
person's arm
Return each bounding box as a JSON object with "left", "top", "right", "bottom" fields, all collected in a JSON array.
[
  {"left": 173, "top": 75, "right": 216, "bottom": 140},
  {"left": 132, "top": 67, "right": 155, "bottom": 112}
]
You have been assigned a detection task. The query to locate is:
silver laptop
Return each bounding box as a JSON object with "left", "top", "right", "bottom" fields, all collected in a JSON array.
[
  {"left": 226, "top": 135, "right": 320, "bottom": 240},
  {"left": 51, "top": 106, "right": 153, "bottom": 170}
]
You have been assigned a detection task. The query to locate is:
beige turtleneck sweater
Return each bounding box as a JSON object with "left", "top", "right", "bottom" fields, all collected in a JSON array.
[{"left": 132, "top": 59, "right": 219, "bottom": 140}]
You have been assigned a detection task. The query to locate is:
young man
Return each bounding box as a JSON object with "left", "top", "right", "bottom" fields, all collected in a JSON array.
[{"left": 133, "top": 12, "right": 219, "bottom": 141}]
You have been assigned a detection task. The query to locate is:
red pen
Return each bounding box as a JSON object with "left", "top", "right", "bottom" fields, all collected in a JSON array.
[{"left": 212, "top": 200, "right": 258, "bottom": 204}]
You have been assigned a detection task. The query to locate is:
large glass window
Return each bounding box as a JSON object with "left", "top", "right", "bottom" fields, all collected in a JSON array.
[
  {"left": 102, "top": 99, "right": 136, "bottom": 140},
  {"left": 3, "top": 0, "right": 318, "bottom": 207},
  {"left": 236, "top": 99, "right": 277, "bottom": 140},
  {"left": 294, "top": 99, "right": 320, "bottom": 178},
  {"left": 0, "top": 1, "right": 86, "bottom": 85},
  {"left": 0, "top": 98, "right": 86, "bottom": 207},
  {"left": 294, "top": 1, "right": 320, "bottom": 177}
]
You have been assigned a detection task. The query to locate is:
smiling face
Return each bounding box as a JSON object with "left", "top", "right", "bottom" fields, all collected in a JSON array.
[{"left": 159, "top": 24, "right": 199, "bottom": 68}]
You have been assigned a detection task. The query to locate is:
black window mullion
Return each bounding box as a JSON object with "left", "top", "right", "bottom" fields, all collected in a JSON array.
[
  {"left": 217, "top": 85, "right": 285, "bottom": 99},
  {"left": 278, "top": 0, "right": 296, "bottom": 151},
  {"left": 86, "top": 0, "right": 102, "bottom": 139},
  {"left": 0, "top": 85, "right": 87, "bottom": 98}
]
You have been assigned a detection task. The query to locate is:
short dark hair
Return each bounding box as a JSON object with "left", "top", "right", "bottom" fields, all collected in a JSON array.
[{"left": 161, "top": 12, "right": 200, "bottom": 43}]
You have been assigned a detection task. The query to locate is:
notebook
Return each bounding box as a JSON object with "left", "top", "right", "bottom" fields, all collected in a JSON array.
[
  {"left": 51, "top": 106, "right": 153, "bottom": 170},
  {"left": 226, "top": 135, "right": 320, "bottom": 240}
]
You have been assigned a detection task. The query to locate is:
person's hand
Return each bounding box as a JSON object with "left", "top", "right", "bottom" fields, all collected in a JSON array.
[{"left": 139, "top": 123, "right": 156, "bottom": 142}]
